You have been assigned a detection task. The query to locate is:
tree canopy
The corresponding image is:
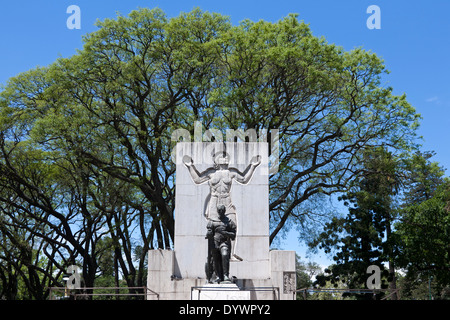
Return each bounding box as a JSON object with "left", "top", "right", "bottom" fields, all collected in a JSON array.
[{"left": 310, "top": 148, "right": 449, "bottom": 299}]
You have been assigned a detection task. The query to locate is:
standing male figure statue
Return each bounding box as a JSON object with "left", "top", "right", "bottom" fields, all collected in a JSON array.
[{"left": 205, "top": 205, "right": 237, "bottom": 283}]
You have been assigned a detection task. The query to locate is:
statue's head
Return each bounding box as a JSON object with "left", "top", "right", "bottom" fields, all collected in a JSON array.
[
  {"left": 217, "top": 205, "right": 226, "bottom": 218},
  {"left": 213, "top": 151, "right": 230, "bottom": 168}
]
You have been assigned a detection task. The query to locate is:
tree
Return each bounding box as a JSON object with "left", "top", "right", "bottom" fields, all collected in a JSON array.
[
  {"left": 22, "top": 8, "right": 417, "bottom": 244},
  {"left": 0, "top": 196, "right": 67, "bottom": 299},
  {"left": 401, "top": 150, "right": 446, "bottom": 205},
  {"left": 392, "top": 150, "right": 448, "bottom": 299},
  {"left": 212, "top": 16, "right": 419, "bottom": 243},
  {"left": 311, "top": 147, "right": 401, "bottom": 299},
  {"left": 295, "top": 254, "right": 322, "bottom": 289},
  {"left": 395, "top": 182, "right": 450, "bottom": 299}
]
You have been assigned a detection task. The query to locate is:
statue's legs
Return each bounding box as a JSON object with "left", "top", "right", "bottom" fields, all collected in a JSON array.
[
  {"left": 205, "top": 251, "right": 214, "bottom": 283},
  {"left": 212, "top": 248, "right": 223, "bottom": 282},
  {"left": 220, "top": 244, "right": 231, "bottom": 282}
]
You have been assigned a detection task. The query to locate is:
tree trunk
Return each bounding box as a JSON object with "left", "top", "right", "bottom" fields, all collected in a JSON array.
[{"left": 386, "top": 218, "right": 398, "bottom": 300}]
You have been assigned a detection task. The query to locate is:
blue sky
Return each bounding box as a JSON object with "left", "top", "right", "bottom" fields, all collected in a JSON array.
[{"left": 1, "top": 0, "right": 449, "bottom": 267}]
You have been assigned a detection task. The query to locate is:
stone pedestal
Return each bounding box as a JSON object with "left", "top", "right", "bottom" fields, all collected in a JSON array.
[
  {"left": 147, "top": 249, "right": 296, "bottom": 300},
  {"left": 191, "top": 284, "right": 250, "bottom": 300}
]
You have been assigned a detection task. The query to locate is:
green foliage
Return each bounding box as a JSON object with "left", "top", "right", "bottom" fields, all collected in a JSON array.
[
  {"left": 401, "top": 150, "right": 446, "bottom": 205},
  {"left": 395, "top": 183, "right": 450, "bottom": 297},
  {"left": 310, "top": 147, "right": 400, "bottom": 298},
  {"left": 311, "top": 148, "right": 449, "bottom": 299},
  {"left": 295, "top": 254, "right": 321, "bottom": 289}
]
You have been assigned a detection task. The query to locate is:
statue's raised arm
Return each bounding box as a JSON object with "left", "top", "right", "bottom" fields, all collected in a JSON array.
[
  {"left": 230, "top": 155, "right": 261, "bottom": 184},
  {"left": 182, "top": 155, "right": 214, "bottom": 184}
]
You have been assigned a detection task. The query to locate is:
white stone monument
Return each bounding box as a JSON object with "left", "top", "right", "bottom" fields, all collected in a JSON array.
[{"left": 147, "top": 142, "right": 296, "bottom": 300}]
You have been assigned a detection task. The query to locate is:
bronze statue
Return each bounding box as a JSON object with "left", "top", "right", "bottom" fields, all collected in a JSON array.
[{"left": 205, "top": 205, "right": 237, "bottom": 283}]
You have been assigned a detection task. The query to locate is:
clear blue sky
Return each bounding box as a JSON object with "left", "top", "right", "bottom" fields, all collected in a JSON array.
[{"left": 1, "top": 0, "right": 449, "bottom": 267}]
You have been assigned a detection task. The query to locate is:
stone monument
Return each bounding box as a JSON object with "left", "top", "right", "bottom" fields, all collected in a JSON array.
[{"left": 147, "top": 142, "right": 296, "bottom": 300}]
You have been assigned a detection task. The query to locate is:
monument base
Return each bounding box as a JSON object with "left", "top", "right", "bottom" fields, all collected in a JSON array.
[
  {"left": 191, "top": 283, "right": 250, "bottom": 300},
  {"left": 147, "top": 249, "right": 296, "bottom": 300}
]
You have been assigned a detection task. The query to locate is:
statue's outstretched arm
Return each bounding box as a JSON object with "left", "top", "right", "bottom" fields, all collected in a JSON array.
[
  {"left": 182, "top": 155, "right": 213, "bottom": 184},
  {"left": 231, "top": 155, "right": 261, "bottom": 184}
]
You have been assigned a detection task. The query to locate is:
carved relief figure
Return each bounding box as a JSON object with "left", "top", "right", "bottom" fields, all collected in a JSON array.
[{"left": 183, "top": 150, "right": 261, "bottom": 261}]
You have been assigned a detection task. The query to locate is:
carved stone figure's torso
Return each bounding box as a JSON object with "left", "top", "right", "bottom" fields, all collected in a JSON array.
[
  {"left": 206, "top": 169, "right": 235, "bottom": 221},
  {"left": 209, "top": 169, "right": 233, "bottom": 195}
]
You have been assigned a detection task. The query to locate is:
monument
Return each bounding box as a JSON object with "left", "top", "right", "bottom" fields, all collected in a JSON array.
[{"left": 147, "top": 142, "right": 296, "bottom": 300}]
